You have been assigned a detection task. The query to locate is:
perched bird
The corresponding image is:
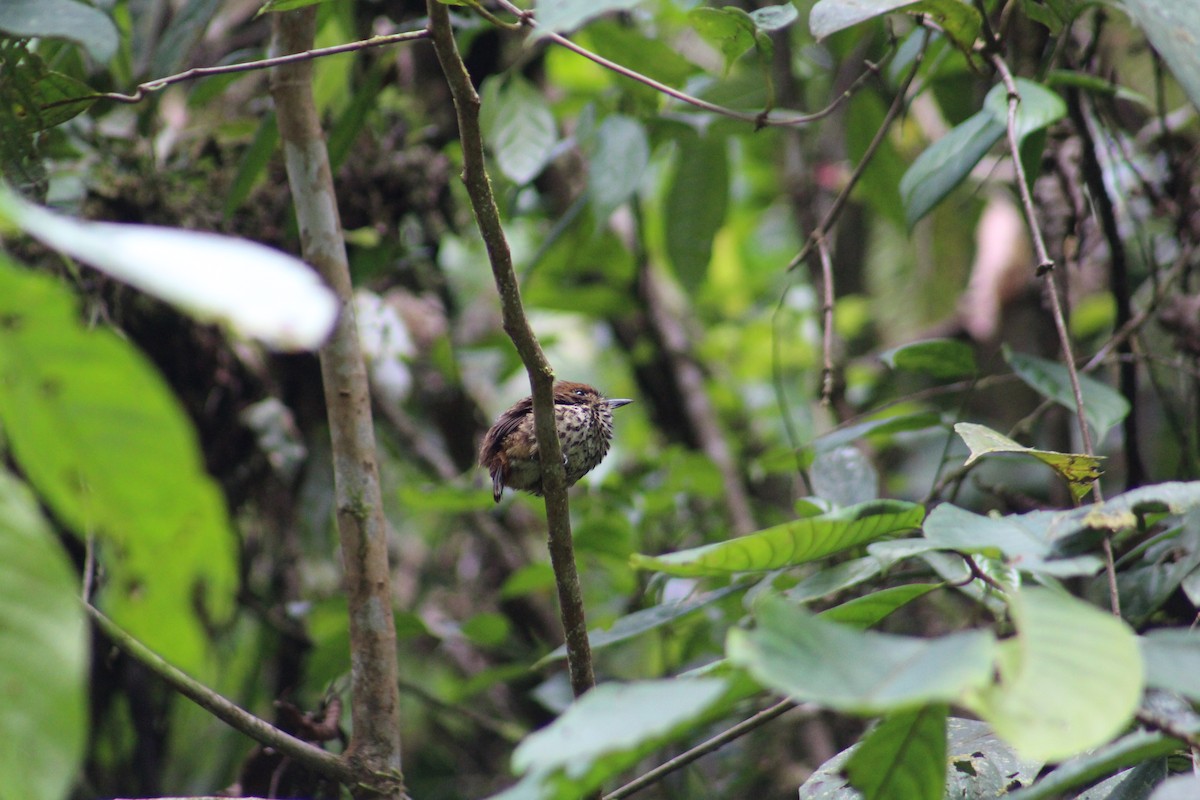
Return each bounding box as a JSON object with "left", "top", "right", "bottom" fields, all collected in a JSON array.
[{"left": 479, "top": 381, "right": 633, "bottom": 502}]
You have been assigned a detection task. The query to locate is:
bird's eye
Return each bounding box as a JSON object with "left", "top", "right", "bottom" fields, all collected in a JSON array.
[{"left": 574, "top": 388, "right": 586, "bottom": 396}]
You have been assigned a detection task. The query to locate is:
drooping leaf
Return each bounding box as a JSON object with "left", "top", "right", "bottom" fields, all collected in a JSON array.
[
  {"left": 481, "top": 76, "right": 558, "bottom": 186},
  {"left": 880, "top": 338, "right": 977, "bottom": 380},
  {"left": 846, "top": 705, "right": 948, "bottom": 800},
  {"left": 0, "top": 0, "right": 118, "bottom": 61},
  {"left": 0, "top": 257, "right": 238, "bottom": 675},
  {"left": 728, "top": 596, "right": 995, "bottom": 714},
  {"left": 810, "top": 0, "right": 980, "bottom": 51},
  {"left": 900, "top": 109, "right": 1004, "bottom": 229},
  {"left": 819, "top": 583, "right": 941, "bottom": 629},
  {"left": 0, "top": 470, "right": 88, "bottom": 800},
  {"left": 664, "top": 133, "right": 729, "bottom": 293},
  {"left": 499, "top": 679, "right": 731, "bottom": 798},
  {"left": 1004, "top": 348, "right": 1131, "bottom": 442},
  {"left": 586, "top": 114, "right": 649, "bottom": 224},
  {"left": 0, "top": 187, "right": 337, "bottom": 351},
  {"left": 954, "top": 422, "right": 1103, "bottom": 501},
  {"left": 1119, "top": 0, "right": 1200, "bottom": 112},
  {"left": 631, "top": 500, "right": 925, "bottom": 576},
  {"left": 965, "top": 588, "right": 1142, "bottom": 761}
]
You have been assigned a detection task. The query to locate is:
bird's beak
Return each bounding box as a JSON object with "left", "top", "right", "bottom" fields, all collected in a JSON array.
[{"left": 607, "top": 398, "right": 633, "bottom": 409}]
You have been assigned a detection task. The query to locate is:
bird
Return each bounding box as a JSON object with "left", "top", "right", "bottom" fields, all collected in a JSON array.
[{"left": 479, "top": 381, "right": 633, "bottom": 503}]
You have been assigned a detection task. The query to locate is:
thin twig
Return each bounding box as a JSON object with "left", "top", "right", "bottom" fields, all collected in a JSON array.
[
  {"left": 603, "top": 699, "right": 809, "bottom": 800},
  {"left": 817, "top": 233, "right": 837, "bottom": 406},
  {"left": 425, "top": 0, "right": 596, "bottom": 700},
  {"left": 42, "top": 29, "right": 430, "bottom": 110},
  {"left": 491, "top": 0, "right": 879, "bottom": 129},
  {"left": 87, "top": 605, "right": 357, "bottom": 786}
]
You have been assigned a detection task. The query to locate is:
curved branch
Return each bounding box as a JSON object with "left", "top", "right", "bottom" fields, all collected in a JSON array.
[{"left": 424, "top": 0, "right": 596, "bottom": 700}]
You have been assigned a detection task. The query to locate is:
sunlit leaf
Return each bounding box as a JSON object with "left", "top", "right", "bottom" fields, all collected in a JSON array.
[
  {"left": 0, "top": 257, "right": 238, "bottom": 674},
  {"left": 954, "top": 422, "right": 1103, "bottom": 500},
  {"left": 0, "top": 470, "right": 87, "bottom": 800},
  {"left": 900, "top": 109, "right": 1004, "bottom": 229},
  {"left": 0, "top": 187, "right": 337, "bottom": 351},
  {"left": 482, "top": 76, "right": 558, "bottom": 185},
  {"left": 880, "top": 338, "right": 977, "bottom": 380},
  {"left": 728, "top": 596, "right": 995, "bottom": 714},
  {"left": 631, "top": 500, "right": 925, "bottom": 576},
  {"left": 982, "top": 79, "right": 1066, "bottom": 143},
  {"left": 586, "top": 114, "right": 649, "bottom": 224},
  {"left": 965, "top": 588, "right": 1142, "bottom": 761},
  {"left": 1004, "top": 348, "right": 1130, "bottom": 441},
  {"left": 846, "top": 705, "right": 947, "bottom": 800}
]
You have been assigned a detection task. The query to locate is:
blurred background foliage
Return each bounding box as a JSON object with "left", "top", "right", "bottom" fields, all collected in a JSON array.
[{"left": 3, "top": 0, "right": 1200, "bottom": 797}]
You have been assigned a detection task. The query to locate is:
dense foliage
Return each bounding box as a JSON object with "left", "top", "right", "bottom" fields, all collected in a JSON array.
[{"left": 3, "top": 0, "right": 1200, "bottom": 799}]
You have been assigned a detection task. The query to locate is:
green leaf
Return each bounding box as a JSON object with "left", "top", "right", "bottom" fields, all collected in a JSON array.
[
  {"left": 784, "top": 555, "right": 891, "bottom": 603},
  {"left": 810, "top": 0, "right": 980, "bottom": 51},
  {"left": 631, "top": 500, "right": 925, "bottom": 577},
  {"left": 586, "top": 114, "right": 649, "bottom": 224},
  {"left": 540, "top": 584, "right": 744, "bottom": 664},
  {"left": 900, "top": 110, "right": 1004, "bottom": 229},
  {"left": 923, "top": 502, "right": 1104, "bottom": 577},
  {"left": 462, "top": 612, "right": 512, "bottom": 648},
  {"left": 583, "top": 22, "right": 699, "bottom": 90},
  {"left": 1139, "top": 629, "right": 1200, "bottom": 702},
  {"left": 481, "top": 76, "right": 558, "bottom": 185},
  {"left": 846, "top": 705, "right": 948, "bottom": 800},
  {"left": 965, "top": 588, "right": 1142, "bottom": 761},
  {"left": 750, "top": 4, "right": 799, "bottom": 31},
  {"left": 0, "top": 0, "right": 118, "bottom": 62},
  {"left": 0, "top": 258, "right": 238, "bottom": 675},
  {"left": 256, "top": 0, "right": 330, "bottom": 14},
  {"left": 1006, "top": 729, "right": 1182, "bottom": 800},
  {"left": 505, "top": 679, "right": 731, "bottom": 796},
  {"left": 728, "top": 596, "right": 995, "bottom": 714},
  {"left": 534, "top": 0, "right": 644, "bottom": 36},
  {"left": 880, "top": 338, "right": 977, "bottom": 380},
  {"left": 0, "top": 470, "right": 87, "bottom": 800},
  {"left": 1004, "top": 348, "right": 1131, "bottom": 441},
  {"left": 954, "top": 422, "right": 1104, "bottom": 501},
  {"left": 982, "top": 79, "right": 1066, "bottom": 143},
  {"left": 27, "top": 69, "right": 95, "bottom": 131},
  {"left": 664, "top": 134, "right": 729, "bottom": 292},
  {"left": 688, "top": 8, "right": 756, "bottom": 71},
  {"left": 820, "top": 583, "right": 941, "bottom": 628},
  {"left": 1120, "top": 0, "right": 1200, "bottom": 112}
]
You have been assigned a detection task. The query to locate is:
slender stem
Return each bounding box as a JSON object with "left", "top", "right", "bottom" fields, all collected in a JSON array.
[
  {"left": 603, "top": 699, "right": 808, "bottom": 800},
  {"left": 817, "top": 233, "right": 837, "bottom": 406},
  {"left": 491, "top": 0, "right": 877, "bottom": 129},
  {"left": 269, "top": 9, "right": 405, "bottom": 793},
  {"left": 87, "top": 605, "right": 357, "bottom": 786},
  {"left": 424, "top": 0, "right": 596, "bottom": 699},
  {"left": 42, "top": 29, "right": 430, "bottom": 110}
]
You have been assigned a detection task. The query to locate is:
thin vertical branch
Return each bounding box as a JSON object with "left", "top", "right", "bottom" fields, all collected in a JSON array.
[
  {"left": 817, "top": 233, "right": 837, "bottom": 406},
  {"left": 987, "top": 53, "right": 1119, "bottom": 616},
  {"left": 424, "top": 0, "right": 596, "bottom": 699},
  {"left": 268, "top": 8, "right": 405, "bottom": 795}
]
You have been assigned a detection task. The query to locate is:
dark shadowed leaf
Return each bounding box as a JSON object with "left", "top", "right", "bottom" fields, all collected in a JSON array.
[
  {"left": 1004, "top": 348, "right": 1130, "bottom": 441},
  {"left": 880, "top": 338, "right": 977, "bottom": 379},
  {"left": 664, "top": 134, "right": 729, "bottom": 292},
  {"left": 900, "top": 110, "right": 1004, "bottom": 229}
]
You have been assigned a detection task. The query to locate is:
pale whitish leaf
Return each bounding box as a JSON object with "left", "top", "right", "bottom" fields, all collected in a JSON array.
[
  {"left": 954, "top": 422, "right": 1103, "bottom": 500},
  {"left": 0, "top": 470, "right": 87, "bottom": 800},
  {"left": 534, "top": 0, "right": 644, "bottom": 36},
  {"left": 1150, "top": 776, "right": 1200, "bottom": 800},
  {"left": 811, "top": 0, "right": 979, "bottom": 50},
  {"left": 484, "top": 77, "right": 558, "bottom": 185},
  {"left": 846, "top": 705, "right": 947, "bottom": 800},
  {"left": 965, "top": 588, "right": 1142, "bottom": 761},
  {"left": 0, "top": 0, "right": 118, "bottom": 61},
  {"left": 586, "top": 115, "right": 649, "bottom": 223},
  {"left": 631, "top": 500, "right": 925, "bottom": 576},
  {"left": 1004, "top": 348, "right": 1130, "bottom": 441},
  {"left": 0, "top": 187, "right": 336, "bottom": 351},
  {"left": 729, "top": 597, "right": 994, "bottom": 714}
]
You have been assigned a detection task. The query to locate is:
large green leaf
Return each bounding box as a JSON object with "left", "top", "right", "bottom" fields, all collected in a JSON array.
[
  {"left": 1119, "top": 0, "right": 1200, "bottom": 112},
  {"left": 0, "top": 258, "right": 237, "bottom": 675},
  {"left": 0, "top": 470, "right": 87, "bottom": 800},
  {"left": 0, "top": 0, "right": 118, "bottom": 61},
  {"left": 631, "top": 500, "right": 925, "bottom": 576},
  {"left": 982, "top": 79, "right": 1066, "bottom": 143},
  {"left": 810, "top": 0, "right": 981, "bottom": 51},
  {"left": 481, "top": 76, "right": 558, "bottom": 185},
  {"left": 820, "top": 583, "right": 941, "bottom": 628},
  {"left": 586, "top": 114, "right": 649, "bottom": 224},
  {"left": 954, "top": 422, "right": 1104, "bottom": 502},
  {"left": 491, "top": 678, "right": 731, "bottom": 799},
  {"left": 1004, "top": 348, "right": 1131, "bottom": 441},
  {"left": 664, "top": 133, "right": 729, "bottom": 293},
  {"left": 1139, "top": 629, "right": 1200, "bottom": 702},
  {"left": 534, "top": 0, "right": 644, "bottom": 36},
  {"left": 728, "top": 596, "right": 995, "bottom": 714},
  {"left": 814, "top": 411, "right": 945, "bottom": 453},
  {"left": 899, "top": 109, "right": 1004, "bottom": 229},
  {"left": 965, "top": 589, "right": 1142, "bottom": 761},
  {"left": 846, "top": 705, "right": 947, "bottom": 800},
  {"left": 879, "top": 338, "right": 977, "bottom": 380}
]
